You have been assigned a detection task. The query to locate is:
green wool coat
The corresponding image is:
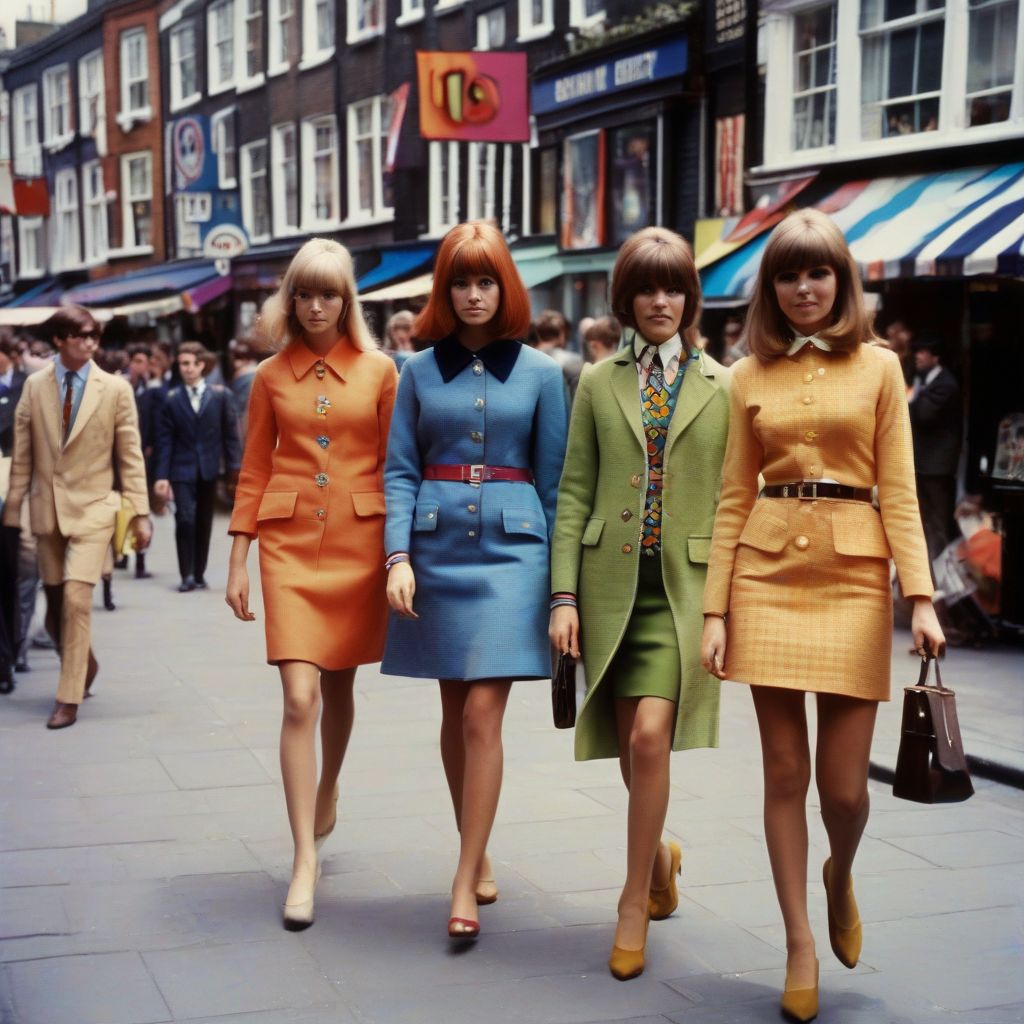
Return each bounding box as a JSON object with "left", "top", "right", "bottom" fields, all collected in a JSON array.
[{"left": 550, "top": 347, "right": 731, "bottom": 761}]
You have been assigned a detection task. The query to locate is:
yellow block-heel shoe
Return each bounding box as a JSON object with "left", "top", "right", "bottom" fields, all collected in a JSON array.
[
  {"left": 648, "top": 840, "right": 682, "bottom": 921},
  {"left": 608, "top": 913, "right": 650, "bottom": 981},
  {"left": 823, "top": 857, "right": 862, "bottom": 968},
  {"left": 781, "top": 957, "right": 819, "bottom": 1023}
]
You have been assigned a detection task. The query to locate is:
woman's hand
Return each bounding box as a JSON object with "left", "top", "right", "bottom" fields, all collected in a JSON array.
[
  {"left": 549, "top": 605, "right": 580, "bottom": 659},
  {"left": 387, "top": 562, "right": 418, "bottom": 618},
  {"left": 701, "top": 615, "right": 728, "bottom": 679},
  {"left": 225, "top": 565, "right": 256, "bottom": 621},
  {"left": 911, "top": 597, "right": 946, "bottom": 658}
]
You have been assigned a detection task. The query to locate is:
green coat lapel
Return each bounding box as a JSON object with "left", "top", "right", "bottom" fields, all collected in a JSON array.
[
  {"left": 665, "top": 351, "right": 718, "bottom": 462},
  {"left": 608, "top": 356, "right": 645, "bottom": 450}
]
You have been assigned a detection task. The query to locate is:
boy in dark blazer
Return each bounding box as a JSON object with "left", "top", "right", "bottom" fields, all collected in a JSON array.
[{"left": 154, "top": 342, "right": 242, "bottom": 591}]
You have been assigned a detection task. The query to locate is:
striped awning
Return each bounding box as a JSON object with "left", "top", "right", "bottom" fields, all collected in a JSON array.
[{"left": 701, "top": 163, "right": 1024, "bottom": 301}]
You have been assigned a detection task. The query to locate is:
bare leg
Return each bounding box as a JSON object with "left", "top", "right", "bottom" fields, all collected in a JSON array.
[
  {"left": 315, "top": 667, "right": 356, "bottom": 836},
  {"left": 750, "top": 685, "right": 816, "bottom": 988},
  {"left": 279, "top": 661, "right": 322, "bottom": 906},
  {"left": 815, "top": 693, "right": 877, "bottom": 926},
  {"left": 444, "top": 679, "right": 512, "bottom": 926},
  {"left": 612, "top": 695, "right": 676, "bottom": 950}
]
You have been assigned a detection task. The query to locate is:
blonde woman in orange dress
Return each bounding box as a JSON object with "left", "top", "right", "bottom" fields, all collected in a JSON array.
[
  {"left": 701, "top": 210, "right": 944, "bottom": 1022},
  {"left": 226, "top": 238, "right": 397, "bottom": 931}
]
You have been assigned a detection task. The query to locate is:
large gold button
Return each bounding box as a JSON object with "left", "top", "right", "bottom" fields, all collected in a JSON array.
[
  {"left": 467, "top": 504, "right": 477, "bottom": 512},
  {"left": 804, "top": 430, "right": 817, "bottom": 441},
  {"left": 622, "top": 543, "right": 633, "bottom": 554},
  {"left": 802, "top": 396, "right": 813, "bottom": 406},
  {"left": 621, "top": 509, "right": 632, "bottom": 522},
  {"left": 804, "top": 373, "right": 814, "bottom": 383},
  {"left": 630, "top": 473, "right": 642, "bottom": 488},
  {"left": 794, "top": 535, "right": 810, "bottom": 551},
  {"left": 809, "top": 466, "right": 819, "bottom": 475}
]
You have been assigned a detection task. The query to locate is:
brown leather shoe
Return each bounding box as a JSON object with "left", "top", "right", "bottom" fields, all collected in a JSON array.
[{"left": 46, "top": 701, "right": 78, "bottom": 729}]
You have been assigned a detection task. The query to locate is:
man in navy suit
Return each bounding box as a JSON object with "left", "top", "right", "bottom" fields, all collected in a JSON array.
[{"left": 154, "top": 342, "right": 242, "bottom": 592}]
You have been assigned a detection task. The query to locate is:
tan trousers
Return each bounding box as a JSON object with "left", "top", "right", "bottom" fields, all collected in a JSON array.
[{"left": 37, "top": 529, "right": 111, "bottom": 706}]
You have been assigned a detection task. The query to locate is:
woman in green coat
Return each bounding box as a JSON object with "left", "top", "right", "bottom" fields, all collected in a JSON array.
[{"left": 550, "top": 227, "right": 730, "bottom": 980}]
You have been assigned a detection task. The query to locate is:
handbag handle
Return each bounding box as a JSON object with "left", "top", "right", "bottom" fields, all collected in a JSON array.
[{"left": 916, "top": 654, "right": 945, "bottom": 690}]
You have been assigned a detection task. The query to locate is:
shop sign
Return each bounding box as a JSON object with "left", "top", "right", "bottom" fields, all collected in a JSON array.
[
  {"left": 202, "top": 224, "right": 248, "bottom": 259},
  {"left": 532, "top": 38, "right": 687, "bottom": 116},
  {"left": 171, "top": 115, "right": 218, "bottom": 191}
]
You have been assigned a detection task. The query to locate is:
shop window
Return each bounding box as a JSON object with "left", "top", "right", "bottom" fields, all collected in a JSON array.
[
  {"left": 169, "top": 23, "right": 199, "bottom": 110},
  {"left": 42, "top": 65, "right": 72, "bottom": 148},
  {"left": 793, "top": 3, "right": 836, "bottom": 150},
  {"left": 82, "top": 160, "right": 108, "bottom": 264},
  {"left": 429, "top": 141, "right": 460, "bottom": 236},
  {"left": 212, "top": 108, "right": 237, "bottom": 188},
  {"left": 118, "top": 28, "right": 151, "bottom": 127},
  {"left": 52, "top": 169, "right": 81, "bottom": 269},
  {"left": 121, "top": 152, "right": 153, "bottom": 250},
  {"left": 518, "top": 0, "right": 553, "bottom": 40},
  {"left": 532, "top": 146, "right": 557, "bottom": 236},
  {"left": 209, "top": 0, "right": 237, "bottom": 92},
  {"left": 245, "top": 0, "right": 265, "bottom": 78},
  {"left": 476, "top": 7, "right": 506, "bottom": 49},
  {"left": 467, "top": 142, "right": 497, "bottom": 221},
  {"left": 269, "top": 0, "right": 293, "bottom": 73},
  {"left": 302, "top": 115, "right": 339, "bottom": 227},
  {"left": 18, "top": 217, "right": 46, "bottom": 278},
  {"left": 714, "top": 115, "right": 744, "bottom": 217},
  {"left": 241, "top": 140, "right": 271, "bottom": 242},
  {"left": 302, "top": 0, "right": 335, "bottom": 65},
  {"left": 860, "top": 0, "right": 945, "bottom": 139},
  {"left": 12, "top": 87, "right": 40, "bottom": 177},
  {"left": 966, "top": 0, "right": 1018, "bottom": 126},
  {"left": 349, "top": 0, "right": 383, "bottom": 43},
  {"left": 569, "top": 0, "right": 604, "bottom": 28},
  {"left": 609, "top": 123, "right": 654, "bottom": 246},
  {"left": 561, "top": 130, "right": 605, "bottom": 250},
  {"left": 272, "top": 123, "right": 299, "bottom": 235},
  {"left": 347, "top": 96, "right": 393, "bottom": 221}
]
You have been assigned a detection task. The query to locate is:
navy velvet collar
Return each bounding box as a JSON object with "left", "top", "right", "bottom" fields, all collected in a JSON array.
[{"left": 433, "top": 335, "right": 521, "bottom": 383}]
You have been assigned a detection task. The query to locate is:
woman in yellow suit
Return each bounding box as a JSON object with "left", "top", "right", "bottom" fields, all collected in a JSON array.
[
  {"left": 226, "top": 239, "right": 397, "bottom": 930},
  {"left": 701, "top": 210, "right": 945, "bottom": 1022}
]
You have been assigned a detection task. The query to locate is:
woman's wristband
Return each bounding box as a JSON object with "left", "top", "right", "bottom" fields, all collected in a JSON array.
[
  {"left": 704, "top": 611, "right": 727, "bottom": 621},
  {"left": 385, "top": 552, "right": 410, "bottom": 571},
  {"left": 550, "top": 592, "right": 578, "bottom": 610}
]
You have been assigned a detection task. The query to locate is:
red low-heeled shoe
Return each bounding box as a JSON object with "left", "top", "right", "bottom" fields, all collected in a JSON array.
[{"left": 448, "top": 916, "right": 480, "bottom": 940}]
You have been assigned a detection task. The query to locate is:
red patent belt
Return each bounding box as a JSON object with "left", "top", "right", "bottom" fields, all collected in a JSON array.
[{"left": 423, "top": 464, "right": 534, "bottom": 484}]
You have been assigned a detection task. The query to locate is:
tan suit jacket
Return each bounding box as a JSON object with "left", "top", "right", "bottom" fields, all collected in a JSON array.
[{"left": 2, "top": 361, "right": 150, "bottom": 539}]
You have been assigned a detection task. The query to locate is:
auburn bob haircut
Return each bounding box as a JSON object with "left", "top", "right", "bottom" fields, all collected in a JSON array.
[
  {"left": 260, "top": 238, "right": 377, "bottom": 352},
  {"left": 414, "top": 221, "right": 531, "bottom": 342},
  {"left": 41, "top": 305, "right": 102, "bottom": 343},
  {"left": 610, "top": 227, "right": 702, "bottom": 346},
  {"left": 746, "top": 209, "right": 874, "bottom": 362}
]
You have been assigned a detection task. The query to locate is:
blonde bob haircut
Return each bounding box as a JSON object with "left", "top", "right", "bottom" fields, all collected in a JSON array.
[
  {"left": 259, "top": 238, "right": 377, "bottom": 352},
  {"left": 610, "top": 227, "right": 702, "bottom": 347},
  {"left": 745, "top": 209, "right": 874, "bottom": 362},
  {"left": 414, "top": 221, "right": 531, "bottom": 342}
]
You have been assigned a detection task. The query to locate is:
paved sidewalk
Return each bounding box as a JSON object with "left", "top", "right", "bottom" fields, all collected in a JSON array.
[{"left": 1, "top": 515, "right": 1022, "bottom": 1024}]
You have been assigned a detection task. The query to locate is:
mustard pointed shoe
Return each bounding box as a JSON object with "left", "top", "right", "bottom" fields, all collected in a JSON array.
[
  {"left": 608, "top": 912, "right": 650, "bottom": 981},
  {"left": 823, "top": 857, "right": 862, "bottom": 969},
  {"left": 648, "top": 840, "right": 682, "bottom": 921},
  {"left": 781, "top": 957, "right": 819, "bottom": 1023}
]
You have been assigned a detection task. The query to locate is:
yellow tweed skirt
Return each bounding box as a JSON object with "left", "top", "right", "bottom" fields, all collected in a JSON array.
[{"left": 726, "top": 501, "right": 893, "bottom": 701}]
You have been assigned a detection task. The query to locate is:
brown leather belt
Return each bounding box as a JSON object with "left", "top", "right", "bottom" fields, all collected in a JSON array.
[
  {"left": 762, "top": 481, "right": 872, "bottom": 502},
  {"left": 423, "top": 464, "right": 534, "bottom": 484}
]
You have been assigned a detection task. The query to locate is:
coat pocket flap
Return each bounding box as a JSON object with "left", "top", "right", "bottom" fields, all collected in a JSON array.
[
  {"left": 581, "top": 517, "right": 605, "bottom": 547},
  {"left": 351, "top": 491, "right": 386, "bottom": 517},
  {"left": 831, "top": 506, "right": 892, "bottom": 558},
  {"left": 687, "top": 536, "right": 713, "bottom": 564},
  {"left": 502, "top": 508, "right": 546, "bottom": 539},
  {"left": 414, "top": 501, "right": 439, "bottom": 532},
  {"left": 256, "top": 491, "right": 298, "bottom": 522},
  {"left": 738, "top": 510, "right": 790, "bottom": 553}
]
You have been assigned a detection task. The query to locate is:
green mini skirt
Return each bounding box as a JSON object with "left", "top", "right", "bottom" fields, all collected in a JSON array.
[{"left": 607, "top": 554, "right": 681, "bottom": 702}]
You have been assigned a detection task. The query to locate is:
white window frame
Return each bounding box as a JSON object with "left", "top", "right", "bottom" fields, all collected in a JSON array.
[
  {"left": 42, "top": 64, "right": 73, "bottom": 150},
  {"left": 300, "top": 0, "right": 335, "bottom": 69},
  {"left": 119, "top": 151, "right": 154, "bottom": 253},
  {"left": 475, "top": 7, "right": 506, "bottom": 49},
  {"left": 569, "top": 0, "right": 605, "bottom": 29},
  {"left": 82, "top": 160, "right": 108, "bottom": 265},
  {"left": 466, "top": 141, "right": 497, "bottom": 221},
  {"left": 12, "top": 86, "right": 41, "bottom": 177},
  {"left": 240, "top": 139, "right": 271, "bottom": 244},
  {"left": 0, "top": 91, "right": 9, "bottom": 162},
  {"left": 244, "top": 0, "right": 265, "bottom": 82},
  {"left": 345, "top": 96, "right": 394, "bottom": 224},
  {"left": 518, "top": 0, "right": 553, "bottom": 42},
  {"left": 52, "top": 168, "right": 81, "bottom": 270},
  {"left": 271, "top": 122, "right": 300, "bottom": 235},
  {"left": 435, "top": 0, "right": 467, "bottom": 14},
  {"left": 78, "top": 50, "right": 106, "bottom": 154},
  {"left": 268, "top": 0, "right": 293, "bottom": 73},
  {"left": 348, "top": 0, "right": 384, "bottom": 43},
  {"left": 427, "top": 140, "right": 460, "bottom": 237},
  {"left": 301, "top": 114, "right": 339, "bottom": 229},
  {"left": 18, "top": 217, "right": 45, "bottom": 279},
  {"left": 212, "top": 107, "right": 238, "bottom": 188},
  {"left": 396, "top": 0, "right": 424, "bottom": 26},
  {"left": 791, "top": 2, "right": 838, "bottom": 153},
  {"left": 963, "top": 0, "right": 1020, "bottom": 128},
  {"left": 208, "top": 0, "right": 237, "bottom": 94},
  {"left": 169, "top": 22, "right": 201, "bottom": 111},
  {"left": 118, "top": 28, "right": 152, "bottom": 130}
]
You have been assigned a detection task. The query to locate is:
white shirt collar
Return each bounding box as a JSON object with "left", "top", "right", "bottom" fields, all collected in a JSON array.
[
  {"left": 633, "top": 332, "right": 684, "bottom": 365},
  {"left": 786, "top": 334, "right": 832, "bottom": 356}
]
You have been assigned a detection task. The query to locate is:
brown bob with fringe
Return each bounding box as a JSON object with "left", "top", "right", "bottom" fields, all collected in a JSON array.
[
  {"left": 39, "top": 305, "right": 102, "bottom": 343},
  {"left": 610, "top": 227, "right": 702, "bottom": 346},
  {"left": 414, "top": 222, "right": 531, "bottom": 342},
  {"left": 745, "top": 209, "right": 875, "bottom": 362}
]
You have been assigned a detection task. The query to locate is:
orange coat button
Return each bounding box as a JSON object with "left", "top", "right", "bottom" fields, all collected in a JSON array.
[
  {"left": 802, "top": 396, "right": 813, "bottom": 405},
  {"left": 622, "top": 544, "right": 633, "bottom": 554},
  {"left": 794, "top": 535, "right": 810, "bottom": 551},
  {"left": 804, "top": 373, "right": 814, "bottom": 383}
]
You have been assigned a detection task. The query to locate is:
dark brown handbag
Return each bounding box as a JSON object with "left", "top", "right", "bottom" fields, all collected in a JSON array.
[
  {"left": 892, "top": 655, "right": 974, "bottom": 804},
  {"left": 551, "top": 652, "right": 576, "bottom": 729}
]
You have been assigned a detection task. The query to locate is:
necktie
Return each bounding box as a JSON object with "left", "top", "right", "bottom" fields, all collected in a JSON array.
[
  {"left": 62, "top": 371, "right": 75, "bottom": 442},
  {"left": 648, "top": 350, "right": 666, "bottom": 392},
  {"left": 190, "top": 386, "right": 200, "bottom": 412}
]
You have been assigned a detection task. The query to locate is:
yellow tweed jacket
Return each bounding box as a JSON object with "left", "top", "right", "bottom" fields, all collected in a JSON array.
[{"left": 704, "top": 342, "right": 933, "bottom": 614}]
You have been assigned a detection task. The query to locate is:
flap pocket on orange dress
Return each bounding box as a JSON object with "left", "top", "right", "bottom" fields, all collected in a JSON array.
[
  {"left": 256, "top": 491, "right": 298, "bottom": 521},
  {"left": 831, "top": 505, "right": 892, "bottom": 559},
  {"left": 738, "top": 508, "right": 790, "bottom": 553},
  {"left": 351, "top": 491, "right": 386, "bottom": 517}
]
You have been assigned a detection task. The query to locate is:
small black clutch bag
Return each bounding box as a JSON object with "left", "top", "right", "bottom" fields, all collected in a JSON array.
[{"left": 551, "top": 652, "right": 577, "bottom": 729}]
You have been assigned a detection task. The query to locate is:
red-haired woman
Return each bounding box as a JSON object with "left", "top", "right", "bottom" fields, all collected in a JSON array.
[{"left": 382, "top": 221, "right": 568, "bottom": 940}]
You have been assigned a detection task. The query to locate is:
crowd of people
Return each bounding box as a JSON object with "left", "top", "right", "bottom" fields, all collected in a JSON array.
[{"left": 0, "top": 211, "right": 949, "bottom": 1023}]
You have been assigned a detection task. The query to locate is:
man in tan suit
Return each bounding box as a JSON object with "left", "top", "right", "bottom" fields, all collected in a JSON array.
[{"left": 2, "top": 307, "right": 152, "bottom": 728}]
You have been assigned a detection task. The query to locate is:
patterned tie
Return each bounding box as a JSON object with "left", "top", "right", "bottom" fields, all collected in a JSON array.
[
  {"left": 62, "top": 371, "right": 75, "bottom": 443},
  {"left": 648, "top": 350, "right": 666, "bottom": 392}
]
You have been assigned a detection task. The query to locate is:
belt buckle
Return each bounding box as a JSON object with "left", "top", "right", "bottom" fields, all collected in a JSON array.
[
  {"left": 796, "top": 482, "right": 817, "bottom": 500},
  {"left": 467, "top": 464, "right": 484, "bottom": 486}
]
